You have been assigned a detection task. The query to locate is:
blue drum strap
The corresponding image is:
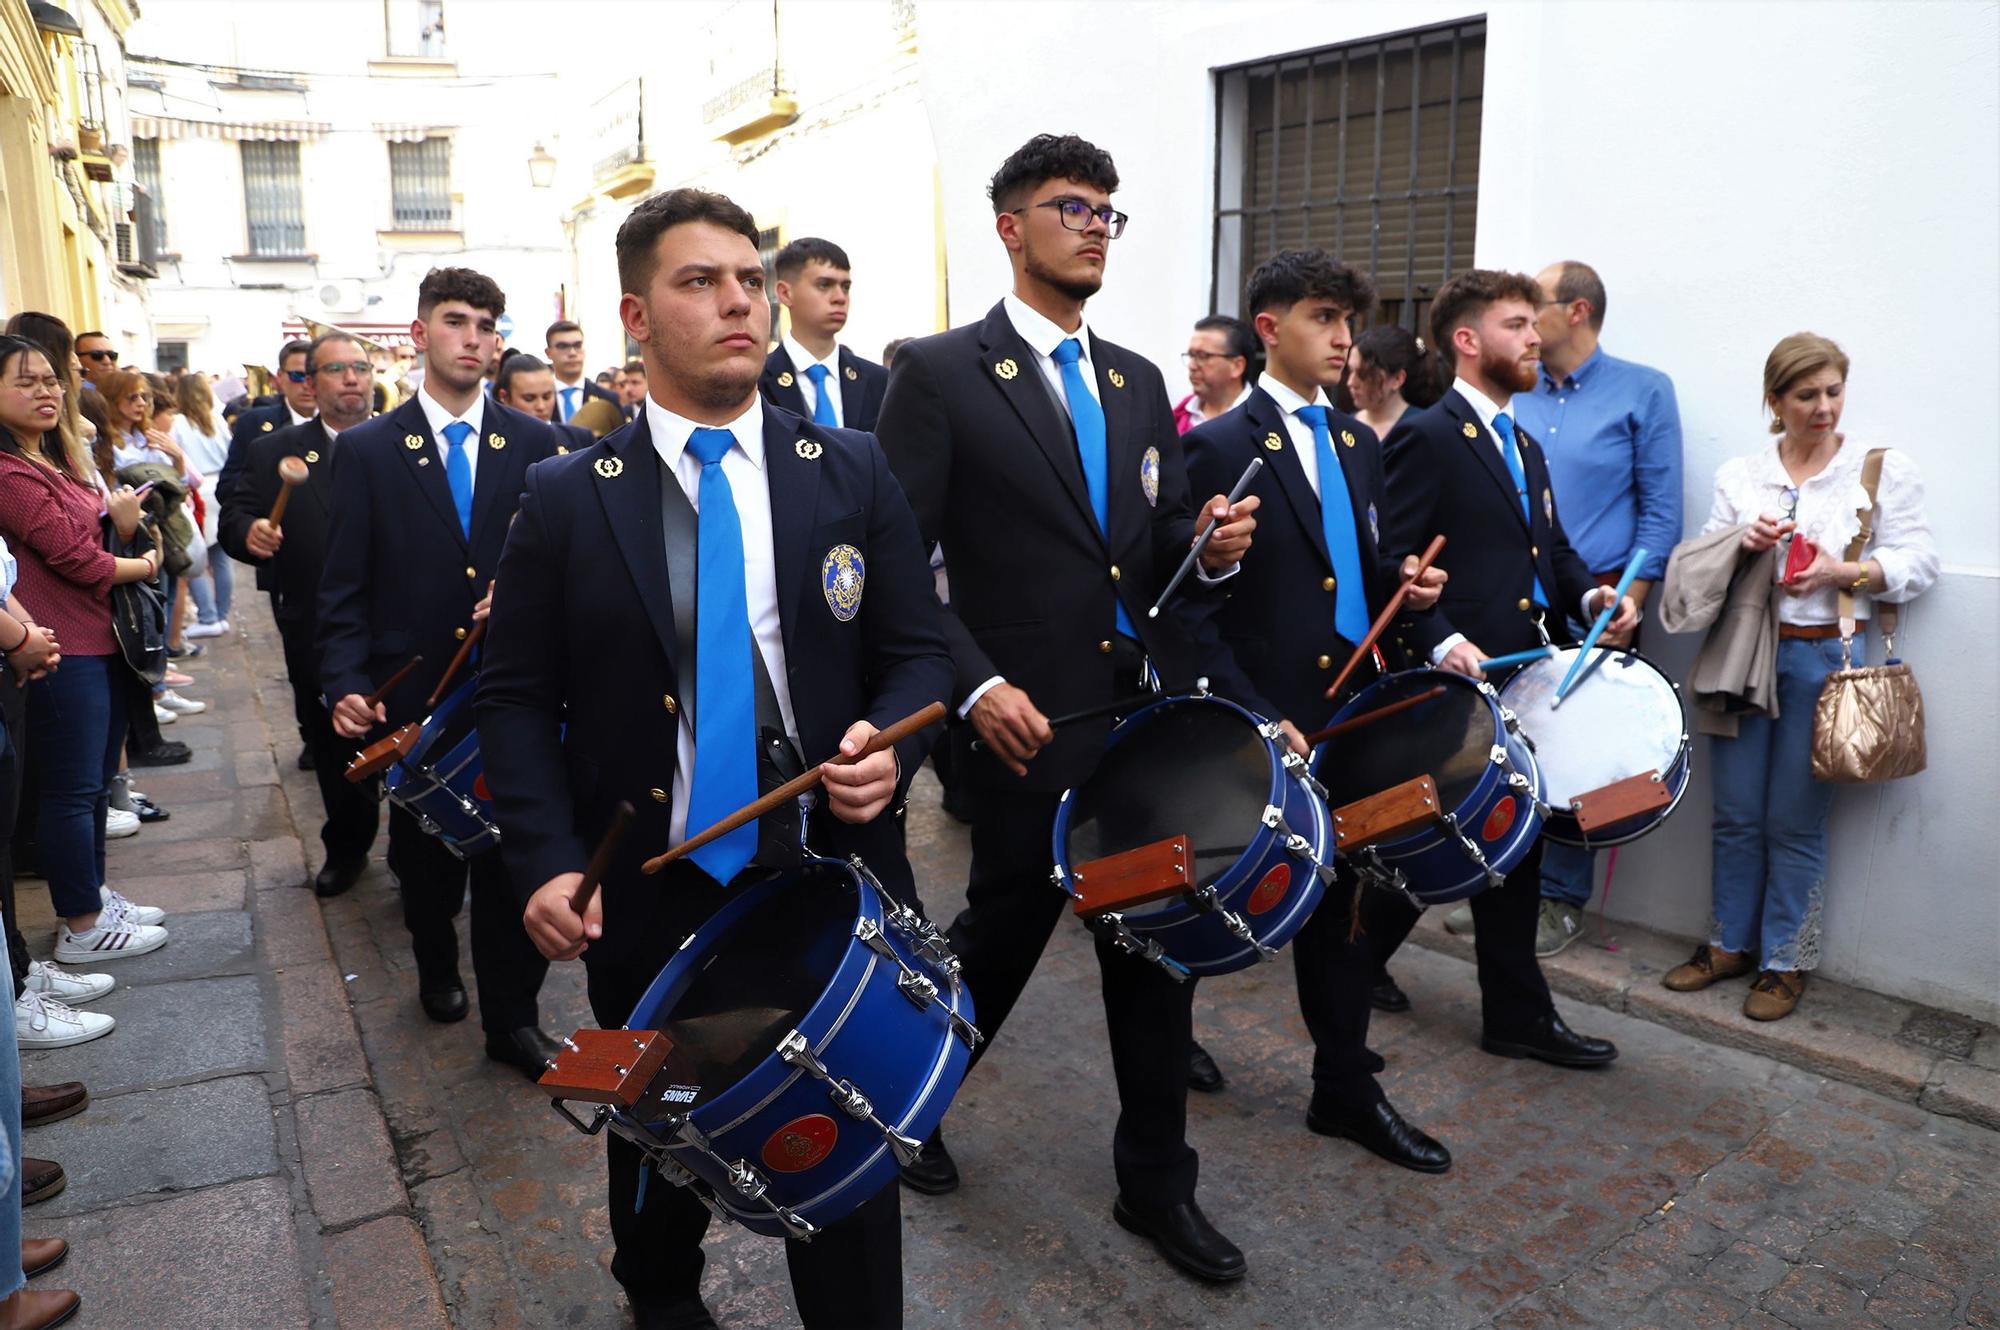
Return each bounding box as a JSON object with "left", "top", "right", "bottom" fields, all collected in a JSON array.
[{"left": 634, "top": 1160, "right": 649, "bottom": 1213}]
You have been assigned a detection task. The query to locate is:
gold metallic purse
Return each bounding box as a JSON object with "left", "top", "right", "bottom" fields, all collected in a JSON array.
[{"left": 1811, "top": 449, "right": 1926, "bottom": 783}]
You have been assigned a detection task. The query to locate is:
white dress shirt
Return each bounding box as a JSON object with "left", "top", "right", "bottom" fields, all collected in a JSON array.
[
  {"left": 1700, "top": 440, "right": 1937, "bottom": 626},
  {"left": 287, "top": 405, "right": 312, "bottom": 429},
  {"left": 1184, "top": 381, "right": 1251, "bottom": 428},
  {"left": 782, "top": 334, "right": 844, "bottom": 428},
  {"left": 414, "top": 383, "right": 484, "bottom": 493},
  {"left": 1257, "top": 371, "right": 1335, "bottom": 497},
  {"left": 553, "top": 376, "right": 587, "bottom": 422},
  {"left": 645, "top": 393, "right": 800, "bottom": 844}
]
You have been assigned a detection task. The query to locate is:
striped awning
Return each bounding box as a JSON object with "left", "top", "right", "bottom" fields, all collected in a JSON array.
[{"left": 131, "top": 115, "right": 330, "bottom": 143}]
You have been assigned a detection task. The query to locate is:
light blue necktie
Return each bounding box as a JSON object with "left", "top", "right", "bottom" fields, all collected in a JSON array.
[
  {"left": 1492, "top": 411, "right": 1548, "bottom": 607},
  {"left": 440, "top": 420, "right": 473, "bottom": 539},
  {"left": 1296, "top": 405, "right": 1370, "bottom": 644},
  {"left": 683, "top": 427, "right": 759, "bottom": 885},
  {"left": 1050, "top": 337, "right": 1135, "bottom": 640},
  {"left": 559, "top": 386, "right": 579, "bottom": 421},
  {"left": 803, "top": 363, "right": 838, "bottom": 427}
]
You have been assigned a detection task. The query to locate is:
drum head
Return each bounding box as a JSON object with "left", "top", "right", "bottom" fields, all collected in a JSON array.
[
  {"left": 1065, "top": 698, "right": 1271, "bottom": 893},
  {"left": 1501, "top": 649, "right": 1684, "bottom": 808},
  {"left": 1316, "top": 673, "right": 1494, "bottom": 812},
  {"left": 651, "top": 863, "right": 856, "bottom": 1089}
]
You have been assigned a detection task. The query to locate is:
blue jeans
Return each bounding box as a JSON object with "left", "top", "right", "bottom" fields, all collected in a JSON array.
[
  {"left": 26, "top": 653, "right": 128, "bottom": 919},
  {"left": 1540, "top": 841, "right": 1597, "bottom": 907},
  {"left": 1, "top": 925, "right": 22, "bottom": 1301},
  {"left": 189, "top": 543, "right": 233, "bottom": 625},
  {"left": 1707, "top": 636, "right": 1857, "bottom": 971}
]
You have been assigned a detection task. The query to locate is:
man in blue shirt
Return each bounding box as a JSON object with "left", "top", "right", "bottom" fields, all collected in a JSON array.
[{"left": 1454, "top": 261, "right": 1683, "bottom": 955}]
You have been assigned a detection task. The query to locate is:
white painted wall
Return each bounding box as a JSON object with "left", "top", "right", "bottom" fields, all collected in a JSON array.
[{"left": 915, "top": 0, "right": 2000, "bottom": 1019}]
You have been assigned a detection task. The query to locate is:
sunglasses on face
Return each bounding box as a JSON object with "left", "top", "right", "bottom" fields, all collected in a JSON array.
[{"left": 82, "top": 349, "right": 118, "bottom": 363}]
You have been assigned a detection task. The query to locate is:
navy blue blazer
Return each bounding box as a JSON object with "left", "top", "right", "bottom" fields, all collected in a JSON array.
[
  {"left": 1183, "top": 386, "right": 1405, "bottom": 730},
  {"left": 315, "top": 394, "right": 564, "bottom": 722},
  {"left": 473, "top": 403, "right": 951, "bottom": 941},
  {"left": 1382, "top": 388, "right": 1598, "bottom": 660},
  {"left": 215, "top": 417, "right": 339, "bottom": 625},
  {"left": 215, "top": 402, "right": 293, "bottom": 506},
  {"left": 761, "top": 345, "right": 888, "bottom": 432}
]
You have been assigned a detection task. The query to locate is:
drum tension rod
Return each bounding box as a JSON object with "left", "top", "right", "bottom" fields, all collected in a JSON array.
[
  {"left": 1084, "top": 912, "right": 1192, "bottom": 982},
  {"left": 777, "top": 1030, "right": 927, "bottom": 1167},
  {"left": 853, "top": 918, "right": 983, "bottom": 1048}
]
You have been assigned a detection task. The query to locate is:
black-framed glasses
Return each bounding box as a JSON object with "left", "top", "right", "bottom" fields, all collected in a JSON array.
[
  {"left": 1015, "top": 197, "right": 1129, "bottom": 239},
  {"left": 548, "top": 339, "right": 583, "bottom": 352},
  {"left": 81, "top": 348, "right": 118, "bottom": 363},
  {"left": 313, "top": 361, "right": 373, "bottom": 377},
  {"left": 1181, "top": 350, "right": 1240, "bottom": 366}
]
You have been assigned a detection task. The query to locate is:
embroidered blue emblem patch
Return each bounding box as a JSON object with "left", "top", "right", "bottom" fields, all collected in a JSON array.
[
  {"left": 1367, "top": 502, "right": 1379, "bottom": 547},
  {"left": 822, "top": 544, "right": 865, "bottom": 622},
  {"left": 1140, "top": 446, "right": 1161, "bottom": 507}
]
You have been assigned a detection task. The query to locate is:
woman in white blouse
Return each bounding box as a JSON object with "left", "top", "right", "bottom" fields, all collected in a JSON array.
[{"left": 1664, "top": 333, "right": 1938, "bottom": 1019}]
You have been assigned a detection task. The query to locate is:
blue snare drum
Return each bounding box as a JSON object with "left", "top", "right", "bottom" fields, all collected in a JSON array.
[
  {"left": 1051, "top": 693, "right": 1334, "bottom": 978},
  {"left": 1310, "top": 670, "right": 1546, "bottom": 906},
  {"left": 382, "top": 679, "right": 499, "bottom": 858},
  {"left": 602, "top": 855, "right": 976, "bottom": 1240}
]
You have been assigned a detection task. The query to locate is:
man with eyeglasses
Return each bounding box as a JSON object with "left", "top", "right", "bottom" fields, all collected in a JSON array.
[
  {"left": 74, "top": 331, "right": 120, "bottom": 387},
  {"left": 761, "top": 236, "right": 889, "bottom": 431},
  {"left": 217, "top": 332, "right": 381, "bottom": 898},
  {"left": 875, "top": 132, "right": 1262, "bottom": 1284},
  {"left": 541, "top": 321, "right": 619, "bottom": 425},
  {"left": 217, "top": 340, "right": 317, "bottom": 506},
  {"left": 1172, "top": 315, "right": 1257, "bottom": 435}
]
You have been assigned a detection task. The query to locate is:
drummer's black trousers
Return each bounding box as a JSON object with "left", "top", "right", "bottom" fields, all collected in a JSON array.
[
  {"left": 949, "top": 785, "right": 1200, "bottom": 1209},
  {"left": 275, "top": 615, "right": 377, "bottom": 865},
  {"left": 386, "top": 812, "right": 547, "bottom": 1036},
  {"left": 1290, "top": 862, "right": 1391, "bottom": 1111},
  {"left": 585, "top": 932, "right": 904, "bottom": 1329},
  {"left": 1361, "top": 838, "right": 1556, "bottom": 1036}
]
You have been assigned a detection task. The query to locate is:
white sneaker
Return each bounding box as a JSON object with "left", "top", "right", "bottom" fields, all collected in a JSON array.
[
  {"left": 101, "top": 886, "right": 166, "bottom": 927},
  {"left": 157, "top": 689, "right": 207, "bottom": 716},
  {"left": 154, "top": 703, "right": 178, "bottom": 724},
  {"left": 15, "top": 988, "right": 116, "bottom": 1048},
  {"left": 55, "top": 917, "right": 168, "bottom": 962},
  {"left": 106, "top": 807, "right": 141, "bottom": 838},
  {"left": 26, "top": 958, "right": 115, "bottom": 1004},
  {"left": 183, "top": 619, "right": 230, "bottom": 639}
]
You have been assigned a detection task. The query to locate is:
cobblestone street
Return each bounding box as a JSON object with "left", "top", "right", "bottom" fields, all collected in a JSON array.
[{"left": 18, "top": 593, "right": 1999, "bottom": 1328}]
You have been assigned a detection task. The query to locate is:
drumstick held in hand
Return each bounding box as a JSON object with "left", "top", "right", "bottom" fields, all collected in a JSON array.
[
  {"left": 642, "top": 702, "right": 947, "bottom": 875},
  {"left": 1300, "top": 684, "right": 1446, "bottom": 748},
  {"left": 569, "top": 801, "right": 634, "bottom": 916},
  {"left": 424, "top": 619, "right": 486, "bottom": 711},
  {"left": 363, "top": 654, "right": 424, "bottom": 711},
  {"left": 1149, "top": 458, "right": 1263, "bottom": 619},
  {"left": 267, "top": 456, "right": 309, "bottom": 527},
  {"left": 1324, "top": 534, "right": 1446, "bottom": 700}
]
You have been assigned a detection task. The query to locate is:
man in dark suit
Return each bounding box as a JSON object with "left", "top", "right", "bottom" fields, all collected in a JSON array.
[
  {"left": 217, "top": 332, "right": 380, "bottom": 897},
  {"left": 216, "top": 339, "right": 316, "bottom": 506},
  {"left": 1364, "top": 267, "right": 1635, "bottom": 1067},
  {"left": 875, "top": 133, "right": 1260, "bottom": 1283},
  {"left": 318, "top": 266, "right": 562, "bottom": 1077},
  {"left": 492, "top": 352, "right": 594, "bottom": 451},
  {"left": 1183, "top": 250, "right": 1452, "bottom": 1177},
  {"left": 478, "top": 187, "right": 949, "bottom": 1330},
  {"left": 542, "top": 319, "right": 622, "bottom": 425},
  {"left": 760, "top": 237, "right": 889, "bottom": 431}
]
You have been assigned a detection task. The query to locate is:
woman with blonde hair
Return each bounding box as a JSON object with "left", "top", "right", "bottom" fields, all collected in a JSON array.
[
  {"left": 1663, "top": 333, "right": 1938, "bottom": 1019},
  {"left": 174, "top": 373, "right": 233, "bottom": 638}
]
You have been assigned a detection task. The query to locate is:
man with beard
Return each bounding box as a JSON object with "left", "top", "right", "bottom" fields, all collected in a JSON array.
[
  {"left": 1361, "top": 268, "right": 1634, "bottom": 1068},
  {"left": 874, "top": 133, "right": 1261, "bottom": 1283}
]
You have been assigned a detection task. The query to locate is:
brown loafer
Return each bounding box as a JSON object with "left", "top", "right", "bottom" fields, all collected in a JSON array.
[
  {"left": 1662, "top": 944, "right": 1755, "bottom": 992},
  {"left": 21, "top": 1238, "right": 68, "bottom": 1279},
  {"left": 21, "top": 1083, "right": 89, "bottom": 1129},
  {"left": 0, "top": 1286, "right": 81, "bottom": 1330},
  {"left": 1745, "top": 970, "right": 1806, "bottom": 1021},
  {"left": 21, "top": 1158, "right": 66, "bottom": 1207}
]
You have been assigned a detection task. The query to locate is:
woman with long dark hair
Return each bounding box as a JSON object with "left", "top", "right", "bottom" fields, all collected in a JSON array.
[{"left": 1345, "top": 324, "right": 1442, "bottom": 439}]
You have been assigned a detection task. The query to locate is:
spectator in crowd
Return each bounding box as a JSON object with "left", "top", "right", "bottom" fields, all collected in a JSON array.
[
  {"left": 541, "top": 321, "right": 619, "bottom": 424},
  {"left": 71, "top": 332, "right": 117, "bottom": 390},
  {"left": 0, "top": 334, "right": 172, "bottom": 972},
  {"left": 762, "top": 236, "right": 890, "bottom": 431},
  {"left": 174, "top": 373, "right": 234, "bottom": 640},
  {"left": 1661, "top": 333, "right": 1937, "bottom": 1021},
  {"left": 1, "top": 317, "right": 85, "bottom": 461},
  {"left": 882, "top": 336, "right": 914, "bottom": 368},
  {"left": 615, "top": 360, "right": 647, "bottom": 420},
  {"left": 1173, "top": 314, "right": 1256, "bottom": 434},
  {"left": 492, "top": 354, "right": 592, "bottom": 449},
  {"left": 1346, "top": 325, "right": 1441, "bottom": 442},
  {"left": 143, "top": 374, "right": 205, "bottom": 664},
  {"left": 3, "top": 931, "right": 84, "bottom": 1329},
  {"left": 592, "top": 368, "right": 617, "bottom": 391}
]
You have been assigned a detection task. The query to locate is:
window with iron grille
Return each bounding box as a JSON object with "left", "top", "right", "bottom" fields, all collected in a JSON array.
[
  {"left": 133, "top": 137, "right": 167, "bottom": 251},
  {"left": 390, "top": 137, "right": 453, "bottom": 229},
  {"left": 241, "top": 140, "right": 306, "bottom": 256},
  {"left": 1211, "top": 19, "right": 1485, "bottom": 333}
]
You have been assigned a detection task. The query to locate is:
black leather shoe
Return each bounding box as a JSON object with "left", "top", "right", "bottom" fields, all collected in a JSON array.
[
  {"left": 1370, "top": 972, "right": 1412, "bottom": 1013},
  {"left": 631, "top": 1297, "right": 721, "bottom": 1330},
  {"left": 314, "top": 855, "right": 367, "bottom": 899},
  {"left": 419, "top": 977, "right": 469, "bottom": 1024},
  {"left": 1307, "top": 1098, "right": 1451, "bottom": 1173},
  {"left": 1482, "top": 1012, "right": 1618, "bottom": 1068},
  {"left": 297, "top": 745, "right": 316, "bottom": 771},
  {"left": 898, "top": 1127, "right": 960, "bottom": 1195},
  {"left": 1112, "top": 1194, "right": 1246, "bottom": 1283},
  {"left": 486, "top": 1026, "right": 564, "bottom": 1080},
  {"left": 1186, "top": 1039, "right": 1227, "bottom": 1093},
  {"left": 129, "top": 740, "right": 192, "bottom": 767}
]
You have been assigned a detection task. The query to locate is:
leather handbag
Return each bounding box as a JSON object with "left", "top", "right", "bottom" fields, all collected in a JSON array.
[
  {"left": 1811, "top": 449, "right": 1925, "bottom": 783},
  {"left": 104, "top": 518, "right": 167, "bottom": 687}
]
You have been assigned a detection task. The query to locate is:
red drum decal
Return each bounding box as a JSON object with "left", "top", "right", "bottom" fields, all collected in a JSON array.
[
  {"left": 1482, "top": 797, "right": 1517, "bottom": 842},
  {"left": 761, "top": 1114, "right": 839, "bottom": 1173},
  {"left": 1247, "top": 863, "right": 1291, "bottom": 916},
  {"left": 473, "top": 773, "right": 492, "bottom": 802}
]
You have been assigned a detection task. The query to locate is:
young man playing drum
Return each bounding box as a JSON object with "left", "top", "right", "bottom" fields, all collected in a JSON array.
[
  {"left": 475, "top": 187, "right": 951, "bottom": 1330},
  {"left": 1181, "top": 250, "right": 1453, "bottom": 1174}
]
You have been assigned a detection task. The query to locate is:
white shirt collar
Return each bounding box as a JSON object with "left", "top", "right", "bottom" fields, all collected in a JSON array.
[
  {"left": 318, "top": 416, "right": 344, "bottom": 441},
  {"left": 782, "top": 334, "right": 840, "bottom": 379},
  {"left": 645, "top": 392, "right": 767, "bottom": 473},
  {"left": 416, "top": 382, "right": 484, "bottom": 440},
  {"left": 1257, "top": 371, "right": 1332, "bottom": 418},
  {"left": 287, "top": 405, "right": 312, "bottom": 428},
  {"left": 1451, "top": 376, "right": 1508, "bottom": 430},
  {"left": 1002, "top": 292, "right": 1092, "bottom": 362}
]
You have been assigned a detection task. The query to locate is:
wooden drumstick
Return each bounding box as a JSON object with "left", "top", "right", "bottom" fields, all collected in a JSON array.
[
  {"left": 569, "top": 801, "right": 635, "bottom": 916},
  {"left": 1300, "top": 684, "right": 1446, "bottom": 748},
  {"left": 267, "top": 456, "right": 309, "bottom": 527},
  {"left": 424, "top": 619, "right": 486, "bottom": 711},
  {"left": 362, "top": 654, "right": 424, "bottom": 712},
  {"left": 642, "top": 701, "right": 947, "bottom": 875},
  {"left": 1324, "top": 534, "right": 1446, "bottom": 700}
]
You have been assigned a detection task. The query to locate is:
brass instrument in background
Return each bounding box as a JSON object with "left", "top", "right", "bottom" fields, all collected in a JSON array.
[{"left": 569, "top": 394, "right": 626, "bottom": 438}]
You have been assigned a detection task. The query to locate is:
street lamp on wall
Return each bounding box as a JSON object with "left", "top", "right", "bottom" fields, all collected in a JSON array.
[{"left": 527, "top": 141, "right": 556, "bottom": 189}]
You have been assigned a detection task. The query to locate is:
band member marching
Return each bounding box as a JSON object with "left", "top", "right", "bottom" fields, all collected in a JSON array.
[
  {"left": 874, "top": 133, "right": 1263, "bottom": 1283},
  {"left": 476, "top": 188, "right": 951, "bottom": 1330},
  {"left": 1181, "top": 250, "right": 1453, "bottom": 1174}
]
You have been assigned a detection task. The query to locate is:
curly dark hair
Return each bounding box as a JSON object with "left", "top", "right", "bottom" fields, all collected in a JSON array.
[
  {"left": 417, "top": 267, "right": 507, "bottom": 320},
  {"left": 1352, "top": 325, "right": 1443, "bottom": 408},
  {"left": 1245, "top": 250, "right": 1376, "bottom": 322},
  {"left": 616, "top": 188, "right": 761, "bottom": 296},
  {"left": 1428, "top": 269, "right": 1542, "bottom": 365},
  {"left": 987, "top": 134, "right": 1119, "bottom": 215},
  {"left": 774, "top": 236, "right": 851, "bottom": 282}
]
